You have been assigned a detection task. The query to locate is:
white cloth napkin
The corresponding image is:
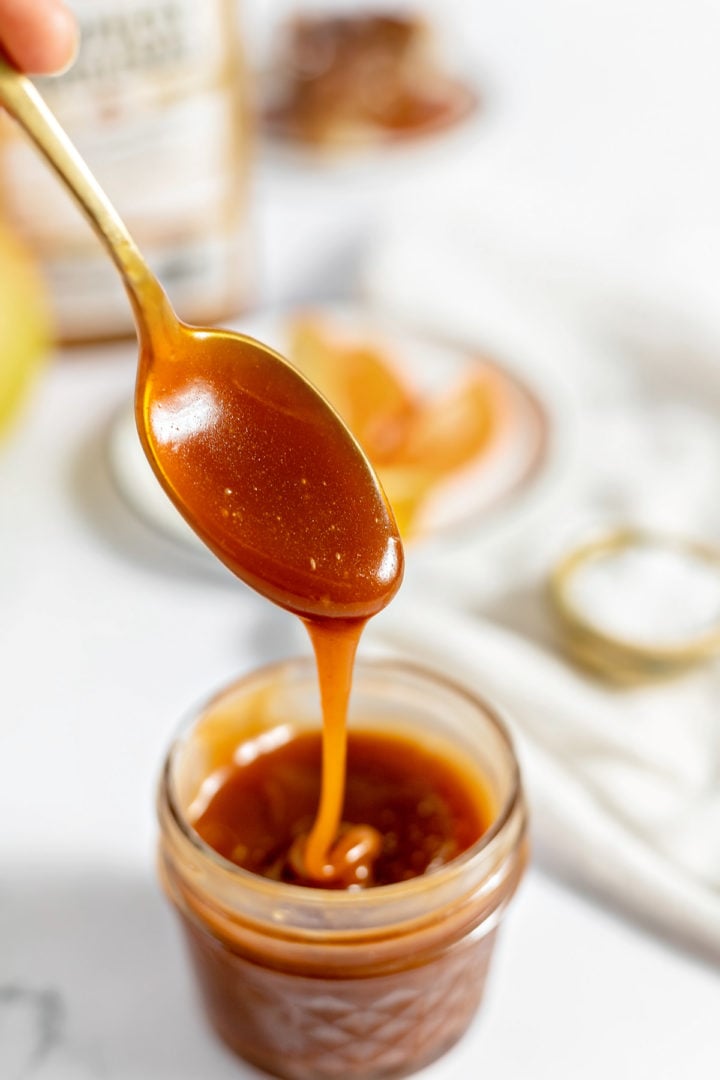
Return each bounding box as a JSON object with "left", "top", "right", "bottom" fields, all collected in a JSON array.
[
  {"left": 362, "top": 202, "right": 720, "bottom": 959},
  {"left": 370, "top": 598, "right": 720, "bottom": 960}
]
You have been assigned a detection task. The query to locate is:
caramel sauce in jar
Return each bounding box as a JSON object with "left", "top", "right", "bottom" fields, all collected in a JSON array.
[
  {"left": 158, "top": 659, "right": 528, "bottom": 1080},
  {"left": 194, "top": 728, "right": 491, "bottom": 888},
  {"left": 146, "top": 219, "right": 524, "bottom": 1077}
]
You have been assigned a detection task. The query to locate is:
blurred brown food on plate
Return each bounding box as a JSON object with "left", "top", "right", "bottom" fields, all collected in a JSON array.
[
  {"left": 288, "top": 316, "right": 504, "bottom": 538},
  {"left": 264, "top": 11, "right": 478, "bottom": 148}
]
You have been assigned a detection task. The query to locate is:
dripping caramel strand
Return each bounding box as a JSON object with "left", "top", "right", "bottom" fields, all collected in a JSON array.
[{"left": 299, "top": 618, "right": 382, "bottom": 886}]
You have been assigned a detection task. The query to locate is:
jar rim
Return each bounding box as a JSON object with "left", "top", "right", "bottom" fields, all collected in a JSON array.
[
  {"left": 549, "top": 528, "right": 720, "bottom": 681},
  {"left": 160, "top": 656, "right": 524, "bottom": 910}
]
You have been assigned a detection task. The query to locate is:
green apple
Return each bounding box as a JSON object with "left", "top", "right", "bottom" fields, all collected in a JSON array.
[{"left": 0, "top": 222, "right": 51, "bottom": 438}]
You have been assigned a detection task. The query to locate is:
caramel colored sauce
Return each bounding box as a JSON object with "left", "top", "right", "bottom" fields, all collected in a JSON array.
[
  {"left": 139, "top": 326, "right": 404, "bottom": 882},
  {"left": 194, "top": 727, "right": 491, "bottom": 888},
  {"left": 302, "top": 618, "right": 367, "bottom": 882},
  {"left": 139, "top": 327, "right": 403, "bottom": 622}
]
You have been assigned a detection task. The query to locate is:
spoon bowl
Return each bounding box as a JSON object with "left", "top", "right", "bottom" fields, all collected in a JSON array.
[{"left": 137, "top": 318, "right": 402, "bottom": 617}]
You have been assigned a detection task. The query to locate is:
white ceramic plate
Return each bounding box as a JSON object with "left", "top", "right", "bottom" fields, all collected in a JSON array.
[{"left": 107, "top": 304, "right": 574, "bottom": 600}]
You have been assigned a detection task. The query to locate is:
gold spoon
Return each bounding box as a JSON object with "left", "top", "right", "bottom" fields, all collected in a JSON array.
[{"left": 0, "top": 57, "right": 403, "bottom": 619}]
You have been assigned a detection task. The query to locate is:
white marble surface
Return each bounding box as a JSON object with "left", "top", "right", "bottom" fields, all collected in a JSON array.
[{"left": 3, "top": 1, "right": 720, "bottom": 1077}]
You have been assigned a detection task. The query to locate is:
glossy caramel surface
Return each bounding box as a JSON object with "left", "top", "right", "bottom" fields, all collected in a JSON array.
[
  {"left": 137, "top": 325, "right": 403, "bottom": 620},
  {"left": 193, "top": 728, "right": 491, "bottom": 888}
]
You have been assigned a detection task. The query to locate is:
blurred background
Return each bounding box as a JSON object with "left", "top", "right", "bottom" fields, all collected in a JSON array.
[{"left": 5, "top": 0, "right": 720, "bottom": 378}]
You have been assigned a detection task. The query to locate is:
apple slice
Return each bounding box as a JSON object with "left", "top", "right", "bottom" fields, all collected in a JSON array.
[
  {"left": 289, "top": 318, "right": 415, "bottom": 461},
  {"left": 394, "top": 369, "right": 497, "bottom": 472},
  {"left": 288, "top": 318, "right": 504, "bottom": 538}
]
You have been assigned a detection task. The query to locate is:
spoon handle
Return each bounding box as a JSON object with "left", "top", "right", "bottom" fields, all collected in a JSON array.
[{"left": 0, "top": 56, "right": 169, "bottom": 337}]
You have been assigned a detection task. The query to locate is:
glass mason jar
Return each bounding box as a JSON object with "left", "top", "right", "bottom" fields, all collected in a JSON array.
[{"left": 157, "top": 658, "right": 528, "bottom": 1080}]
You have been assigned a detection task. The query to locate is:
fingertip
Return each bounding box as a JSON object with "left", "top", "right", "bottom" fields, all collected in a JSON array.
[
  {"left": 35, "top": 4, "right": 79, "bottom": 75},
  {"left": 3, "top": 1, "right": 80, "bottom": 76}
]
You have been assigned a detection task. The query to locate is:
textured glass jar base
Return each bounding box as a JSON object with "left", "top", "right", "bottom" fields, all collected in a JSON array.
[{"left": 179, "top": 911, "right": 499, "bottom": 1080}]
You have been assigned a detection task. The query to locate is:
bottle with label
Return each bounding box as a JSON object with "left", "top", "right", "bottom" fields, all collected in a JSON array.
[{"left": 0, "top": 0, "right": 252, "bottom": 343}]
